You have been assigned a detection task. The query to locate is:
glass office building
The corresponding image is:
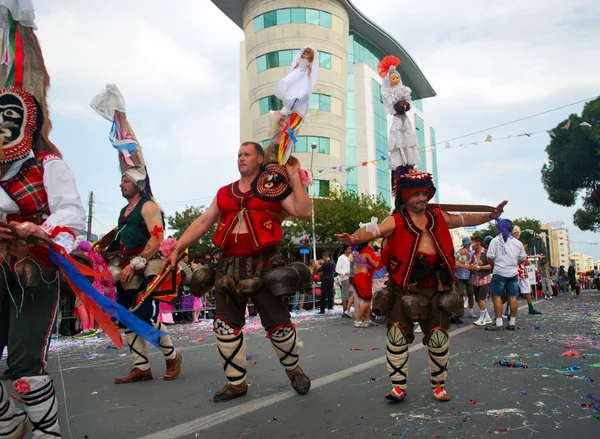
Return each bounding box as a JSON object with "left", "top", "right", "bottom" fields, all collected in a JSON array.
[{"left": 211, "top": 0, "right": 438, "bottom": 204}]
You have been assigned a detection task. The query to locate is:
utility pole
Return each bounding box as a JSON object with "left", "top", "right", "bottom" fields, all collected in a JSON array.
[{"left": 87, "top": 191, "right": 94, "bottom": 241}]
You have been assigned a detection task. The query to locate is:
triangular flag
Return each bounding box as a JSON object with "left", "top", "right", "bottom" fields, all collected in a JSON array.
[
  {"left": 318, "top": 169, "right": 324, "bottom": 173},
  {"left": 580, "top": 122, "right": 591, "bottom": 127},
  {"left": 381, "top": 155, "right": 388, "bottom": 160},
  {"left": 361, "top": 161, "right": 367, "bottom": 166},
  {"left": 484, "top": 135, "right": 492, "bottom": 142},
  {"left": 371, "top": 160, "right": 377, "bottom": 165},
  {"left": 338, "top": 166, "right": 344, "bottom": 171},
  {"left": 547, "top": 130, "right": 556, "bottom": 138},
  {"left": 331, "top": 166, "right": 336, "bottom": 170},
  {"left": 561, "top": 120, "right": 571, "bottom": 130},
  {"left": 445, "top": 142, "right": 451, "bottom": 149},
  {"left": 525, "top": 133, "right": 532, "bottom": 137}
]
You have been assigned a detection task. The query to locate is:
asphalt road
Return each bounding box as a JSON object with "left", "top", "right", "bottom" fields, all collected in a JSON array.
[{"left": 3, "top": 291, "right": 600, "bottom": 439}]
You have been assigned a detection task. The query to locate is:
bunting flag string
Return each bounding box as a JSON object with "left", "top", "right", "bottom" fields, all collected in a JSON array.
[{"left": 312, "top": 118, "right": 597, "bottom": 174}]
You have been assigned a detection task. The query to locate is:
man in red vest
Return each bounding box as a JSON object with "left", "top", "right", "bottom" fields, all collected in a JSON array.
[
  {"left": 336, "top": 172, "right": 506, "bottom": 402},
  {"left": 164, "top": 142, "right": 312, "bottom": 403}
]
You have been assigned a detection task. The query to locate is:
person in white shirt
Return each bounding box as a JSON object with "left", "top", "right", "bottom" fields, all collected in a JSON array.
[
  {"left": 336, "top": 245, "right": 352, "bottom": 318},
  {"left": 485, "top": 219, "right": 527, "bottom": 331}
]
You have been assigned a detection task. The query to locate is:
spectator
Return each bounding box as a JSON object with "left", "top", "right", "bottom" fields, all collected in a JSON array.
[
  {"left": 594, "top": 266, "right": 600, "bottom": 290},
  {"left": 511, "top": 228, "right": 542, "bottom": 315},
  {"left": 557, "top": 265, "right": 567, "bottom": 295},
  {"left": 471, "top": 236, "right": 493, "bottom": 326},
  {"left": 540, "top": 262, "right": 554, "bottom": 300},
  {"left": 336, "top": 246, "right": 352, "bottom": 318},
  {"left": 318, "top": 253, "right": 336, "bottom": 314},
  {"left": 454, "top": 237, "right": 476, "bottom": 322},
  {"left": 485, "top": 219, "right": 527, "bottom": 331}
]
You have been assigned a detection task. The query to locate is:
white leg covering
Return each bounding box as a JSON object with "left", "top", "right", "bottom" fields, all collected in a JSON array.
[
  {"left": 124, "top": 330, "right": 150, "bottom": 371},
  {"left": 154, "top": 322, "right": 176, "bottom": 360},
  {"left": 15, "top": 376, "right": 60, "bottom": 438},
  {"left": 269, "top": 324, "right": 301, "bottom": 371},
  {"left": 427, "top": 328, "right": 450, "bottom": 389},
  {"left": 0, "top": 380, "right": 27, "bottom": 438},
  {"left": 386, "top": 324, "right": 409, "bottom": 390},
  {"left": 214, "top": 318, "right": 247, "bottom": 385}
]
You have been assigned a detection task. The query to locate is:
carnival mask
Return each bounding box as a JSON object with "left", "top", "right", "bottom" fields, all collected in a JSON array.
[{"left": 0, "top": 88, "right": 40, "bottom": 164}]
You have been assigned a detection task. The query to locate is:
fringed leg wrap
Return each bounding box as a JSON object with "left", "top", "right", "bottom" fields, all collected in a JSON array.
[
  {"left": 15, "top": 376, "right": 60, "bottom": 438},
  {"left": 385, "top": 324, "right": 409, "bottom": 401},
  {"left": 125, "top": 330, "right": 150, "bottom": 371},
  {"left": 154, "top": 322, "right": 176, "bottom": 360},
  {"left": 426, "top": 328, "right": 451, "bottom": 401},
  {"left": 268, "top": 323, "right": 300, "bottom": 370},
  {"left": 0, "top": 380, "right": 27, "bottom": 438},
  {"left": 214, "top": 318, "right": 247, "bottom": 385}
]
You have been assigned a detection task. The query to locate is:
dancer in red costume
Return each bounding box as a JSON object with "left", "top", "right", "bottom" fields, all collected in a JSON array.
[
  {"left": 336, "top": 172, "right": 507, "bottom": 402},
  {"left": 351, "top": 242, "right": 380, "bottom": 328},
  {"left": 164, "top": 142, "right": 312, "bottom": 403}
]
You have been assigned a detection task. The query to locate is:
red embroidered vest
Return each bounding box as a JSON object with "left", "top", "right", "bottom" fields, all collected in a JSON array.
[
  {"left": 212, "top": 182, "right": 284, "bottom": 253},
  {"left": 382, "top": 208, "right": 456, "bottom": 289},
  {"left": 0, "top": 152, "right": 55, "bottom": 223}
]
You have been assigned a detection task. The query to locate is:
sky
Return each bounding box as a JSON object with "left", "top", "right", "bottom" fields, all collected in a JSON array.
[{"left": 32, "top": 0, "right": 600, "bottom": 259}]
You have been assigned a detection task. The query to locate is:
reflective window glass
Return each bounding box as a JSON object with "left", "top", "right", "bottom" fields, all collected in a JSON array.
[
  {"left": 263, "top": 11, "right": 277, "bottom": 28},
  {"left": 318, "top": 137, "right": 330, "bottom": 154},
  {"left": 254, "top": 15, "right": 264, "bottom": 32},
  {"left": 319, "top": 11, "right": 332, "bottom": 28},
  {"left": 319, "top": 52, "right": 331, "bottom": 69},
  {"left": 259, "top": 97, "right": 269, "bottom": 115},
  {"left": 306, "top": 9, "right": 320, "bottom": 25},
  {"left": 277, "top": 9, "right": 291, "bottom": 25},
  {"left": 279, "top": 50, "right": 294, "bottom": 67},
  {"left": 256, "top": 55, "right": 267, "bottom": 72},
  {"left": 295, "top": 136, "right": 308, "bottom": 153},
  {"left": 266, "top": 52, "right": 278, "bottom": 69},
  {"left": 309, "top": 94, "right": 319, "bottom": 110},
  {"left": 320, "top": 95, "right": 331, "bottom": 112},
  {"left": 291, "top": 8, "right": 305, "bottom": 23}
]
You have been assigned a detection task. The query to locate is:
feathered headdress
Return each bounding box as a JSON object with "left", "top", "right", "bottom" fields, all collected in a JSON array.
[
  {"left": 90, "top": 84, "right": 155, "bottom": 201},
  {"left": 377, "top": 55, "right": 400, "bottom": 78},
  {"left": 0, "top": 2, "right": 61, "bottom": 163}
]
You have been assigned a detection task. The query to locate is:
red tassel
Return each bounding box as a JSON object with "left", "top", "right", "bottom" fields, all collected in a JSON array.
[{"left": 13, "top": 22, "right": 23, "bottom": 89}]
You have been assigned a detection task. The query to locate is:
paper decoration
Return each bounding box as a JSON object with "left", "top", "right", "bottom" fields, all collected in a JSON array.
[
  {"left": 484, "top": 135, "right": 492, "bottom": 142},
  {"left": 580, "top": 122, "right": 591, "bottom": 127},
  {"left": 561, "top": 120, "right": 571, "bottom": 130}
]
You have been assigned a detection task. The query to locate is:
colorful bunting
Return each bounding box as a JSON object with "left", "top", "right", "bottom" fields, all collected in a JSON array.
[
  {"left": 484, "top": 135, "right": 492, "bottom": 142},
  {"left": 561, "top": 120, "right": 571, "bottom": 130}
]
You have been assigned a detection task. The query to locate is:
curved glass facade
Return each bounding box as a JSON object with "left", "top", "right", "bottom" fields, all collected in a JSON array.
[
  {"left": 261, "top": 136, "right": 330, "bottom": 154},
  {"left": 372, "top": 79, "right": 391, "bottom": 203},
  {"left": 258, "top": 94, "right": 331, "bottom": 115},
  {"left": 254, "top": 8, "right": 332, "bottom": 33},
  {"left": 257, "top": 50, "right": 331, "bottom": 72}
]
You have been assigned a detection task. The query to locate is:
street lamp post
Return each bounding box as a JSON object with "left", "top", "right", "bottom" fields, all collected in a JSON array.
[{"left": 310, "top": 142, "right": 318, "bottom": 261}]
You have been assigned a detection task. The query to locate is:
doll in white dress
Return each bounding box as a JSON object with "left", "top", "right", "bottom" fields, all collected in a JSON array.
[
  {"left": 274, "top": 46, "right": 319, "bottom": 119},
  {"left": 378, "top": 55, "right": 419, "bottom": 178}
]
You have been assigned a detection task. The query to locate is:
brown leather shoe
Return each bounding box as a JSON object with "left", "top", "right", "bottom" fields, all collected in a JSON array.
[
  {"left": 114, "top": 367, "right": 153, "bottom": 384},
  {"left": 163, "top": 352, "right": 182, "bottom": 381},
  {"left": 285, "top": 365, "right": 311, "bottom": 395},
  {"left": 213, "top": 382, "right": 248, "bottom": 403}
]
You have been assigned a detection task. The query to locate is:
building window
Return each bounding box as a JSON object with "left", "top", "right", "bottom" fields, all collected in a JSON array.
[
  {"left": 308, "top": 94, "right": 331, "bottom": 112},
  {"left": 309, "top": 180, "right": 330, "bottom": 197},
  {"left": 265, "top": 136, "right": 331, "bottom": 154},
  {"left": 257, "top": 50, "right": 333, "bottom": 72},
  {"left": 253, "top": 8, "right": 332, "bottom": 31},
  {"left": 258, "top": 95, "right": 283, "bottom": 115}
]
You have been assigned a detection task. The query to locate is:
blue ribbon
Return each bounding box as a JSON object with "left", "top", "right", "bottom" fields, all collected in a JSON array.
[
  {"left": 49, "top": 249, "right": 166, "bottom": 348},
  {"left": 287, "top": 127, "right": 297, "bottom": 144},
  {"left": 109, "top": 119, "right": 137, "bottom": 154}
]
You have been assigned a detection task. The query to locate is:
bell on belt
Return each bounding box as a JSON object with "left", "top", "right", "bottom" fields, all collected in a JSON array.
[
  {"left": 215, "top": 275, "right": 235, "bottom": 295},
  {"left": 263, "top": 266, "right": 299, "bottom": 297},
  {"left": 438, "top": 290, "right": 464, "bottom": 318},
  {"left": 401, "top": 294, "right": 431, "bottom": 322},
  {"left": 288, "top": 261, "right": 312, "bottom": 294},
  {"left": 236, "top": 277, "right": 262, "bottom": 294},
  {"left": 371, "top": 287, "right": 394, "bottom": 317},
  {"left": 190, "top": 266, "right": 214, "bottom": 298}
]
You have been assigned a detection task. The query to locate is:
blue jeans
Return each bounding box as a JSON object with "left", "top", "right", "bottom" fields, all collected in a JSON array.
[{"left": 490, "top": 274, "right": 519, "bottom": 297}]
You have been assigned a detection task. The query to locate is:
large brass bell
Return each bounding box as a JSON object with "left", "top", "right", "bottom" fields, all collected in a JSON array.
[
  {"left": 190, "top": 266, "right": 215, "bottom": 298},
  {"left": 263, "top": 266, "right": 299, "bottom": 297},
  {"left": 371, "top": 287, "right": 394, "bottom": 317},
  {"left": 400, "top": 294, "right": 431, "bottom": 322},
  {"left": 288, "top": 261, "right": 312, "bottom": 293}
]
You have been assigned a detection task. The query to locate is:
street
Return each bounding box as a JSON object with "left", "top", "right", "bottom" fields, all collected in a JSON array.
[{"left": 6, "top": 291, "right": 600, "bottom": 439}]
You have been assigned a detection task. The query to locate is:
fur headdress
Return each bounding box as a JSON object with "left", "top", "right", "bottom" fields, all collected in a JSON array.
[
  {"left": 0, "top": 2, "right": 61, "bottom": 163},
  {"left": 377, "top": 55, "right": 400, "bottom": 78}
]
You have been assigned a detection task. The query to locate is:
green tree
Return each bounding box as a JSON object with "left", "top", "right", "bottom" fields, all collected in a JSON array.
[
  {"left": 286, "top": 188, "right": 391, "bottom": 250},
  {"left": 542, "top": 97, "right": 600, "bottom": 231},
  {"left": 166, "top": 205, "right": 215, "bottom": 258}
]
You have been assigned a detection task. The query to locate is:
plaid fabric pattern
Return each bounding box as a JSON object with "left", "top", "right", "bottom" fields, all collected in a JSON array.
[
  {"left": 455, "top": 250, "right": 472, "bottom": 280},
  {"left": 0, "top": 157, "right": 49, "bottom": 217}
]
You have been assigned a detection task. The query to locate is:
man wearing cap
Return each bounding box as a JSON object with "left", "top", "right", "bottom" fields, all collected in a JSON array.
[
  {"left": 512, "top": 226, "right": 542, "bottom": 315},
  {"left": 454, "top": 237, "right": 476, "bottom": 322},
  {"left": 485, "top": 219, "right": 527, "bottom": 331},
  {"left": 336, "top": 172, "right": 507, "bottom": 402}
]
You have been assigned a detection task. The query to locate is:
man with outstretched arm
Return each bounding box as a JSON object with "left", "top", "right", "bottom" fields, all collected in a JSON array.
[{"left": 336, "top": 172, "right": 506, "bottom": 402}]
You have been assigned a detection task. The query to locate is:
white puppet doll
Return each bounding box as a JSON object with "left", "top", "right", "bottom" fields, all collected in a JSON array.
[
  {"left": 274, "top": 46, "right": 319, "bottom": 119},
  {"left": 378, "top": 55, "right": 419, "bottom": 177}
]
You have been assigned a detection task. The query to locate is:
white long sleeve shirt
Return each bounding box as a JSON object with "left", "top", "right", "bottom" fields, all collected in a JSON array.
[
  {"left": 335, "top": 254, "right": 351, "bottom": 281},
  {"left": 0, "top": 151, "right": 86, "bottom": 253}
]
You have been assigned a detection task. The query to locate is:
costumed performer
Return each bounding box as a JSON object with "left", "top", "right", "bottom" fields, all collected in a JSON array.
[
  {"left": 0, "top": 2, "right": 86, "bottom": 437},
  {"left": 351, "top": 240, "right": 380, "bottom": 328},
  {"left": 378, "top": 55, "right": 419, "bottom": 179},
  {"left": 336, "top": 171, "right": 507, "bottom": 402},
  {"left": 273, "top": 46, "right": 319, "bottom": 118},
  {"left": 90, "top": 84, "right": 182, "bottom": 384},
  {"left": 163, "top": 141, "right": 313, "bottom": 403}
]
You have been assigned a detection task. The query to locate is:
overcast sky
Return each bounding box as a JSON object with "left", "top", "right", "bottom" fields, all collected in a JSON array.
[{"left": 34, "top": 0, "right": 600, "bottom": 260}]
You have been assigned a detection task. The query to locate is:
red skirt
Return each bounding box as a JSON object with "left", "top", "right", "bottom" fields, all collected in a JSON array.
[{"left": 353, "top": 272, "right": 373, "bottom": 301}]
